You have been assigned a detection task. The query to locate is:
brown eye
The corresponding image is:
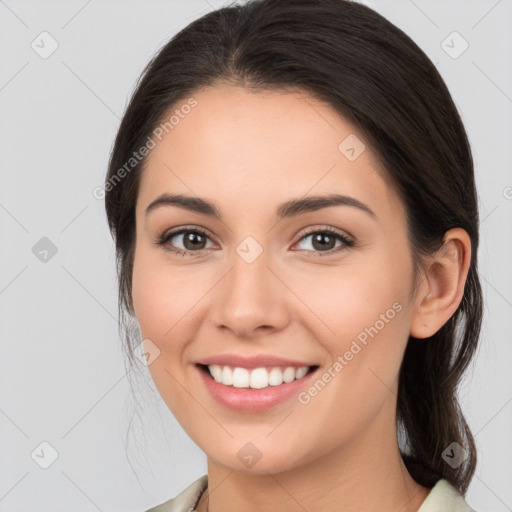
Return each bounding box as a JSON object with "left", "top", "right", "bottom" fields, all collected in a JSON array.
[
  {"left": 180, "top": 230, "right": 208, "bottom": 250},
  {"left": 156, "top": 227, "right": 215, "bottom": 256},
  {"left": 293, "top": 227, "right": 354, "bottom": 257},
  {"left": 311, "top": 232, "right": 337, "bottom": 251}
]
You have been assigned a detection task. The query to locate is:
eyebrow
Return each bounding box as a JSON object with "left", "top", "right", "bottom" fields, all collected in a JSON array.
[{"left": 145, "top": 193, "right": 377, "bottom": 220}]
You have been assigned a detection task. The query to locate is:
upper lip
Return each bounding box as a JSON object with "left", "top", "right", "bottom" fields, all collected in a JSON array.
[{"left": 196, "top": 354, "right": 318, "bottom": 369}]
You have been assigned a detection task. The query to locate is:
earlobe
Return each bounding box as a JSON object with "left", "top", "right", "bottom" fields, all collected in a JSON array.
[{"left": 410, "top": 228, "right": 471, "bottom": 339}]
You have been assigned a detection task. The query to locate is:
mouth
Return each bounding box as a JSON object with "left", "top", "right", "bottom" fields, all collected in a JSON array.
[
  {"left": 196, "top": 363, "right": 320, "bottom": 389},
  {"left": 195, "top": 362, "right": 321, "bottom": 412}
]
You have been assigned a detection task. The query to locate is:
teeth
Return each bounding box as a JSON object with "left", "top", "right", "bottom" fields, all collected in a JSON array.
[{"left": 207, "top": 365, "right": 310, "bottom": 389}]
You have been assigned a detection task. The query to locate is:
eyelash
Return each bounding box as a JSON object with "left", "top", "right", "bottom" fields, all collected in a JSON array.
[{"left": 154, "top": 225, "right": 355, "bottom": 258}]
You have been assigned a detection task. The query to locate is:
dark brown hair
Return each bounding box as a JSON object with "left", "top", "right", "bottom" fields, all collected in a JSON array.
[{"left": 104, "top": 0, "right": 482, "bottom": 494}]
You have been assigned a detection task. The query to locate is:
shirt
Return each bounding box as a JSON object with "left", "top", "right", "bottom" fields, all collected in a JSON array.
[{"left": 145, "top": 475, "right": 479, "bottom": 511}]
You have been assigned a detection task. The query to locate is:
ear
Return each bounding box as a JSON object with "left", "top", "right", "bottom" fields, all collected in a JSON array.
[{"left": 410, "top": 228, "right": 472, "bottom": 339}]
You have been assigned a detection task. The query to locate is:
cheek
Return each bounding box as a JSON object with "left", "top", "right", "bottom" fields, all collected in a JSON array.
[
  {"left": 285, "top": 264, "right": 410, "bottom": 439},
  {"left": 131, "top": 249, "right": 199, "bottom": 411},
  {"left": 290, "top": 252, "right": 412, "bottom": 391},
  {"left": 295, "top": 259, "right": 408, "bottom": 339},
  {"left": 131, "top": 246, "right": 217, "bottom": 399},
  {"left": 132, "top": 245, "right": 197, "bottom": 340}
]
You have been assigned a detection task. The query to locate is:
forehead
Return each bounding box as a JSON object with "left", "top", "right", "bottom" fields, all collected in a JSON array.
[{"left": 137, "top": 85, "right": 402, "bottom": 222}]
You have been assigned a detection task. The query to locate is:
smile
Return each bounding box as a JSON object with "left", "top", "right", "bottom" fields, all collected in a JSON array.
[
  {"left": 196, "top": 363, "right": 320, "bottom": 412},
  {"left": 204, "top": 364, "right": 317, "bottom": 389}
]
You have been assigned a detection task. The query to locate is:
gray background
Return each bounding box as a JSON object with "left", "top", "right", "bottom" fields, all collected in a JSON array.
[{"left": 0, "top": 0, "right": 511, "bottom": 511}]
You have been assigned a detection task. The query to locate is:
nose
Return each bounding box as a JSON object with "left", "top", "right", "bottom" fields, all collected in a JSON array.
[{"left": 209, "top": 250, "right": 290, "bottom": 339}]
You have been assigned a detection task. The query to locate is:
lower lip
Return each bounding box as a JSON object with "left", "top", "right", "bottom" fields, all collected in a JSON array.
[{"left": 196, "top": 364, "right": 319, "bottom": 413}]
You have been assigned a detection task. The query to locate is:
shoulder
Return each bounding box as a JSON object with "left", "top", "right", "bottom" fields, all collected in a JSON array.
[
  {"left": 143, "top": 475, "right": 481, "bottom": 512},
  {"left": 417, "top": 478, "right": 479, "bottom": 512},
  {"left": 144, "top": 475, "right": 208, "bottom": 512}
]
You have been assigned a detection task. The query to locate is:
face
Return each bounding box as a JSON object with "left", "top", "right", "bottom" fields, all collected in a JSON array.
[{"left": 131, "top": 85, "right": 420, "bottom": 474}]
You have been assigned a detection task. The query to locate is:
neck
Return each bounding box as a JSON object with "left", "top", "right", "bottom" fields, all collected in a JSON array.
[{"left": 196, "top": 401, "right": 431, "bottom": 512}]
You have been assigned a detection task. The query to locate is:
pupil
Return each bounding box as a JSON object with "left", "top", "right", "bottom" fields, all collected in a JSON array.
[
  {"left": 184, "top": 231, "right": 205, "bottom": 250},
  {"left": 313, "top": 233, "right": 334, "bottom": 251}
]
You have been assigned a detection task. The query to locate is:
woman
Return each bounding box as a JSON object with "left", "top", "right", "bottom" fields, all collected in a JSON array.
[{"left": 104, "top": 0, "right": 483, "bottom": 510}]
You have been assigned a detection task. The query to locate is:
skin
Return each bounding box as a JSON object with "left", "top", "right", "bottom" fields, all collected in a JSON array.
[{"left": 131, "top": 85, "right": 471, "bottom": 512}]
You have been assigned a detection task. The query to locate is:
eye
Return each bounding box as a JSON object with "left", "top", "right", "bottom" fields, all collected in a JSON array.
[
  {"left": 292, "top": 226, "right": 354, "bottom": 257},
  {"left": 154, "top": 227, "right": 215, "bottom": 257},
  {"left": 154, "top": 225, "right": 355, "bottom": 258}
]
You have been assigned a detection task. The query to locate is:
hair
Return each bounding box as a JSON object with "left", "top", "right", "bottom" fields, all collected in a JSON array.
[{"left": 104, "top": 0, "right": 482, "bottom": 495}]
